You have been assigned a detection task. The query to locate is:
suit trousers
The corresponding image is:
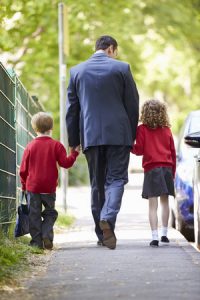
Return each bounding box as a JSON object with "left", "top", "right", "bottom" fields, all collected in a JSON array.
[
  {"left": 85, "top": 145, "right": 130, "bottom": 241},
  {"left": 27, "top": 192, "right": 58, "bottom": 248}
]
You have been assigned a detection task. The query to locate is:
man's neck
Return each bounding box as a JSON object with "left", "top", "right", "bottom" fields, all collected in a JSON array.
[{"left": 95, "top": 50, "right": 105, "bottom": 54}]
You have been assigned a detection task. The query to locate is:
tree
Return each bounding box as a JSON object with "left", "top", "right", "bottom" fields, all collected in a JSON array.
[
  {"left": 1, "top": 0, "right": 200, "bottom": 134},
  {"left": 1, "top": 0, "right": 200, "bottom": 184}
]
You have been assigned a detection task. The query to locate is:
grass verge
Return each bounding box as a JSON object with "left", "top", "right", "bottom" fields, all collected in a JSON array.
[
  {"left": 0, "top": 213, "right": 75, "bottom": 287},
  {"left": 0, "top": 234, "right": 43, "bottom": 287},
  {"left": 56, "top": 212, "right": 75, "bottom": 228}
]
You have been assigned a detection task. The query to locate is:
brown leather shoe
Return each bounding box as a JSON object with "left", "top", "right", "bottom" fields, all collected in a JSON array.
[{"left": 99, "top": 220, "right": 116, "bottom": 249}]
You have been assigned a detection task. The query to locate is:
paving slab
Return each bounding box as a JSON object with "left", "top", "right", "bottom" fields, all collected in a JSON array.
[{"left": 1, "top": 173, "right": 200, "bottom": 300}]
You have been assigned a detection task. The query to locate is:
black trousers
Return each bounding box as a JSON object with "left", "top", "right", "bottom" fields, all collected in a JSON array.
[
  {"left": 85, "top": 145, "right": 130, "bottom": 241},
  {"left": 27, "top": 192, "right": 58, "bottom": 247}
]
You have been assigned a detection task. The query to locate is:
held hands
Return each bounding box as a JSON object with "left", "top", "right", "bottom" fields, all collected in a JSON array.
[
  {"left": 69, "top": 145, "right": 81, "bottom": 154},
  {"left": 75, "top": 145, "right": 80, "bottom": 153}
]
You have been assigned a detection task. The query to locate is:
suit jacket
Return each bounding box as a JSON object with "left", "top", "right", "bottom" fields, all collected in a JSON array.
[{"left": 66, "top": 52, "right": 139, "bottom": 152}]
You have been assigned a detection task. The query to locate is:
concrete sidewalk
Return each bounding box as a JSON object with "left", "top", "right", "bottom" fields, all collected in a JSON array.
[{"left": 2, "top": 174, "right": 200, "bottom": 299}]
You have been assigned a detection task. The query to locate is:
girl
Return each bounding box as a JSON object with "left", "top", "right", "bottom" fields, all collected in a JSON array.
[{"left": 131, "top": 100, "right": 176, "bottom": 247}]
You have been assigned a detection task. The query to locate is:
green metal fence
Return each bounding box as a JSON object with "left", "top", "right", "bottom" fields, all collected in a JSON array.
[
  {"left": 15, "top": 76, "right": 43, "bottom": 204},
  {"left": 0, "top": 62, "right": 43, "bottom": 232},
  {"left": 0, "top": 63, "right": 16, "bottom": 231}
]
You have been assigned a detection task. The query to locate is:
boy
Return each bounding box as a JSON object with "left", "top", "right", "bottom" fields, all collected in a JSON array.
[{"left": 20, "top": 112, "right": 79, "bottom": 249}]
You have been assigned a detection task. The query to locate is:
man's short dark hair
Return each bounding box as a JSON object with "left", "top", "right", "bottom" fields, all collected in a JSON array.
[{"left": 95, "top": 35, "right": 118, "bottom": 51}]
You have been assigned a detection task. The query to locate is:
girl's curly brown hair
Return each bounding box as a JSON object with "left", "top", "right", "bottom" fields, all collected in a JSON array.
[{"left": 140, "top": 100, "right": 171, "bottom": 129}]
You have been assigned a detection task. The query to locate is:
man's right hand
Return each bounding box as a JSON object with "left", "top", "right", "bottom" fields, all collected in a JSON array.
[
  {"left": 75, "top": 145, "right": 81, "bottom": 153},
  {"left": 69, "top": 145, "right": 81, "bottom": 153}
]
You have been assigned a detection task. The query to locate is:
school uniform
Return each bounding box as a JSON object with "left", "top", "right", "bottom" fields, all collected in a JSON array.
[
  {"left": 20, "top": 136, "right": 78, "bottom": 248},
  {"left": 132, "top": 124, "right": 176, "bottom": 199}
]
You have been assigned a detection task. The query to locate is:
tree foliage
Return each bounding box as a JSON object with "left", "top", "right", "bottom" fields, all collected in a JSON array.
[
  {"left": 1, "top": 0, "right": 200, "bottom": 134},
  {"left": 1, "top": 0, "right": 200, "bottom": 184}
]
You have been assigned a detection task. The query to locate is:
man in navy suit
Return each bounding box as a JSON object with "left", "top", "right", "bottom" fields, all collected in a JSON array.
[{"left": 66, "top": 35, "right": 139, "bottom": 249}]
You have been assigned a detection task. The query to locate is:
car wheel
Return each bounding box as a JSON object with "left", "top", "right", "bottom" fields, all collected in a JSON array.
[
  {"left": 194, "top": 186, "right": 200, "bottom": 249},
  {"left": 170, "top": 209, "right": 176, "bottom": 228},
  {"left": 176, "top": 217, "right": 194, "bottom": 242}
]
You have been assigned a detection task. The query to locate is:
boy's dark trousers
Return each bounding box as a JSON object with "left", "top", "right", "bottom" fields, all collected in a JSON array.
[{"left": 27, "top": 192, "right": 58, "bottom": 248}]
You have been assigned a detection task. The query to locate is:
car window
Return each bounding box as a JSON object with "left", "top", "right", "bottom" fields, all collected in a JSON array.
[
  {"left": 188, "top": 116, "right": 200, "bottom": 133},
  {"left": 177, "top": 116, "right": 190, "bottom": 155},
  {"left": 177, "top": 114, "right": 200, "bottom": 161}
]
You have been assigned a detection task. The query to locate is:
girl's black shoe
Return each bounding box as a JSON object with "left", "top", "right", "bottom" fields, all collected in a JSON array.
[
  {"left": 150, "top": 240, "right": 159, "bottom": 247},
  {"left": 161, "top": 236, "right": 170, "bottom": 243}
]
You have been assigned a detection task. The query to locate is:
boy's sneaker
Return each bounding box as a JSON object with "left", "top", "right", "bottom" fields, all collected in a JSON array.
[
  {"left": 43, "top": 238, "right": 53, "bottom": 250},
  {"left": 150, "top": 240, "right": 159, "bottom": 247},
  {"left": 161, "top": 236, "right": 170, "bottom": 243}
]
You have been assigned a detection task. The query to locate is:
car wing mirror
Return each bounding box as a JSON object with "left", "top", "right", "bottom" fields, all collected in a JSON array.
[{"left": 184, "top": 132, "right": 200, "bottom": 148}]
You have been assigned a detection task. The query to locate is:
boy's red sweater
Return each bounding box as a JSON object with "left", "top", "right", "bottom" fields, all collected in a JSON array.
[
  {"left": 20, "top": 136, "right": 79, "bottom": 193},
  {"left": 131, "top": 124, "right": 176, "bottom": 177}
]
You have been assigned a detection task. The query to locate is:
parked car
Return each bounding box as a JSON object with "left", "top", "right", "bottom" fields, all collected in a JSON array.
[
  {"left": 185, "top": 131, "right": 200, "bottom": 249},
  {"left": 170, "top": 110, "right": 200, "bottom": 242}
]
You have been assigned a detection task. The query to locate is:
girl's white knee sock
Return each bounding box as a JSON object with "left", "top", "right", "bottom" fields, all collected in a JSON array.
[
  {"left": 152, "top": 230, "right": 158, "bottom": 240},
  {"left": 161, "top": 227, "right": 168, "bottom": 237}
]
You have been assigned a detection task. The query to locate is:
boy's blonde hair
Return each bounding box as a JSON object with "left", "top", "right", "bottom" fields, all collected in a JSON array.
[
  {"left": 140, "top": 100, "right": 170, "bottom": 129},
  {"left": 31, "top": 112, "right": 53, "bottom": 133}
]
